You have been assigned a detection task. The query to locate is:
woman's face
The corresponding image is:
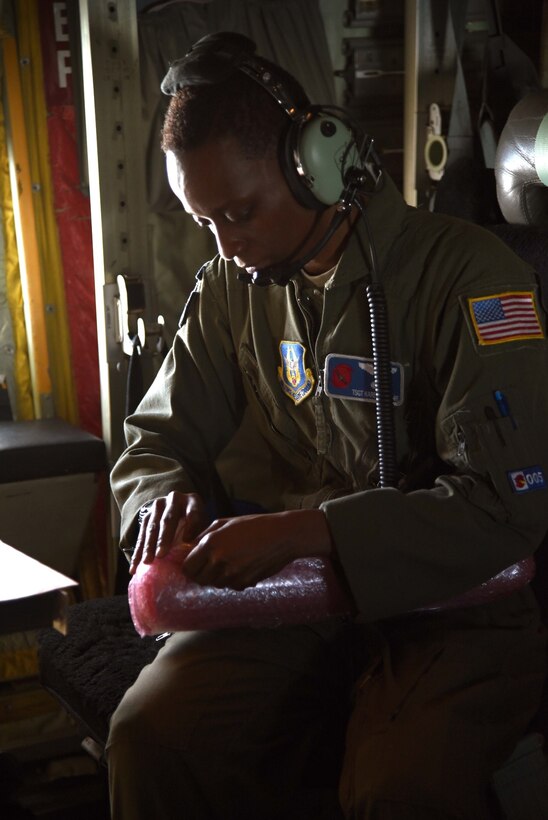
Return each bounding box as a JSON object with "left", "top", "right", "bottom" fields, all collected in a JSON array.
[{"left": 166, "top": 136, "right": 338, "bottom": 278}]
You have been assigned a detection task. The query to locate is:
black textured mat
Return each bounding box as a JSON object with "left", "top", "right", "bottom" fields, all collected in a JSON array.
[{"left": 38, "top": 595, "right": 159, "bottom": 746}]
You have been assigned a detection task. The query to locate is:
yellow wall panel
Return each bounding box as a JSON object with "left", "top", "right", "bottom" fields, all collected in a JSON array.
[
  {"left": 0, "top": 91, "right": 33, "bottom": 420},
  {"left": 2, "top": 0, "right": 78, "bottom": 421}
]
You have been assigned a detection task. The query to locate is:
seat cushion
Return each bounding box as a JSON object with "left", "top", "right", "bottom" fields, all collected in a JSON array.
[
  {"left": 0, "top": 419, "right": 107, "bottom": 482},
  {"left": 38, "top": 595, "right": 160, "bottom": 745}
]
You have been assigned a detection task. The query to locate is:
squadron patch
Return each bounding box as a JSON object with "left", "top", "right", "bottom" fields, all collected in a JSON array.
[
  {"left": 278, "top": 341, "right": 315, "bottom": 405},
  {"left": 507, "top": 466, "right": 547, "bottom": 494},
  {"left": 324, "top": 354, "right": 404, "bottom": 404},
  {"left": 468, "top": 291, "right": 544, "bottom": 346}
]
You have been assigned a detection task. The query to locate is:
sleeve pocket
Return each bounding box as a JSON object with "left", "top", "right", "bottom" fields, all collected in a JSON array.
[{"left": 439, "top": 386, "right": 542, "bottom": 506}]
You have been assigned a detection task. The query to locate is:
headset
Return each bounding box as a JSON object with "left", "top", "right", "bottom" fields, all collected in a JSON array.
[{"left": 161, "top": 31, "right": 384, "bottom": 286}]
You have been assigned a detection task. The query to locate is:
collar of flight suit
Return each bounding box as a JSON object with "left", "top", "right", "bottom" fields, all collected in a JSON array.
[{"left": 329, "top": 171, "right": 410, "bottom": 290}]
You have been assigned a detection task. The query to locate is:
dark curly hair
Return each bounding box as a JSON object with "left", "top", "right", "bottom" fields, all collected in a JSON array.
[{"left": 161, "top": 62, "right": 309, "bottom": 159}]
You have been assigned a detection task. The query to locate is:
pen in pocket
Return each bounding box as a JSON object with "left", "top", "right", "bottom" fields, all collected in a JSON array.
[{"left": 493, "top": 390, "right": 517, "bottom": 429}]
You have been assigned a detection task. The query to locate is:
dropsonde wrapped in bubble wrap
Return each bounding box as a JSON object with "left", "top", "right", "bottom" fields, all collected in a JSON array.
[{"left": 128, "top": 547, "right": 535, "bottom": 636}]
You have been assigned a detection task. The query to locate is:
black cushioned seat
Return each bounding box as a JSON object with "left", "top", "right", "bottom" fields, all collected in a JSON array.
[
  {"left": 38, "top": 596, "right": 160, "bottom": 747},
  {"left": 0, "top": 419, "right": 107, "bottom": 482},
  {"left": 0, "top": 419, "right": 108, "bottom": 575}
]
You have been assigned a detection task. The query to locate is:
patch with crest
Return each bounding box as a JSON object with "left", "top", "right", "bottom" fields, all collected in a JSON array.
[{"left": 278, "top": 341, "right": 315, "bottom": 405}]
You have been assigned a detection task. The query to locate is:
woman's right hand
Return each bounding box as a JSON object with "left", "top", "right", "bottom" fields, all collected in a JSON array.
[{"left": 130, "top": 491, "right": 207, "bottom": 575}]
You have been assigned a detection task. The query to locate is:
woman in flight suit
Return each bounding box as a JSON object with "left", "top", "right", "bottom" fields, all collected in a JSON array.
[{"left": 108, "top": 32, "right": 548, "bottom": 820}]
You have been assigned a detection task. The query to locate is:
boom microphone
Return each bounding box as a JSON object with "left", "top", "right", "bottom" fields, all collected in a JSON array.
[{"left": 237, "top": 206, "right": 349, "bottom": 286}]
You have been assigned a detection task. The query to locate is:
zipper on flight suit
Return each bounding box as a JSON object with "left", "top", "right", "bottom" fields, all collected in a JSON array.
[
  {"left": 241, "top": 358, "right": 313, "bottom": 464},
  {"left": 314, "top": 371, "right": 330, "bottom": 455},
  {"left": 296, "top": 285, "right": 329, "bottom": 456},
  {"left": 456, "top": 429, "right": 467, "bottom": 460}
]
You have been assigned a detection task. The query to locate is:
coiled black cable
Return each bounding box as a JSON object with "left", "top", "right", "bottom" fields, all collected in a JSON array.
[
  {"left": 357, "top": 198, "right": 399, "bottom": 488},
  {"left": 365, "top": 282, "right": 398, "bottom": 488}
]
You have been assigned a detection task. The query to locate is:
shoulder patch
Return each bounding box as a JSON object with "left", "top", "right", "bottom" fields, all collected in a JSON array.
[{"left": 468, "top": 291, "right": 544, "bottom": 346}]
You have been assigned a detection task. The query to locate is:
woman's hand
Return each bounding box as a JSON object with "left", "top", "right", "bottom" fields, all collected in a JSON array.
[
  {"left": 182, "top": 508, "right": 333, "bottom": 590},
  {"left": 130, "top": 491, "right": 207, "bottom": 575}
]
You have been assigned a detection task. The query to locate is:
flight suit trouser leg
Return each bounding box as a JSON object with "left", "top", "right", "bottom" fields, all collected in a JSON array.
[
  {"left": 339, "top": 586, "right": 547, "bottom": 819},
  {"left": 106, "top": 617, "right": 361, "bottom": 820}
]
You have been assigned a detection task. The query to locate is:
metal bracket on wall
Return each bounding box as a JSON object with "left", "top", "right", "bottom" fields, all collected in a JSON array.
[
  {"left": 403, "top": 0, "right": 493, "bottom": 209},
  {"left": 424, "top": 103, "right": 448, "bottom": 182},
  {"left": 116, "top": 273, "right": 164, "bottom": 358}
]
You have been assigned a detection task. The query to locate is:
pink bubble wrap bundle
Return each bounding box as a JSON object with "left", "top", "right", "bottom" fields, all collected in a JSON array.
[
  {"left": 420, "top": 557, "right": 535, "bottom": 612},
  {"left": 128, "top": 546, "right": 353, "bottom": 636},
  {"left": 128, "top": 547, "right": 535, "bottom": 637}
]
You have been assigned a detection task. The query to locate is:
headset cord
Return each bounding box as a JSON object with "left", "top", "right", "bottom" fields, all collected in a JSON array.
[
  {"left": 357, "top": 200, "right": 399, "bottom": 489},
  {"left": 366, "top": 282, "right": 398, "bottom": 488}
]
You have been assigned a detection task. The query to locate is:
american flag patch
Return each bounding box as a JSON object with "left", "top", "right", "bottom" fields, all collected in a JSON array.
[{"left": 468, "top": 291, "right": 544, "bottom": 345}]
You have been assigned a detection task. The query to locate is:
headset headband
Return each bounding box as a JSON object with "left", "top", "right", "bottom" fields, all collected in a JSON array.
[
  {"left": 160, "top": 31, "right": 383, "bottom": 226},
  {"left": 161, "top": 32, "right": 304, "bottom": 124},
  {"left": 162, "top": 36, "right": 256, "bottom": 93}
]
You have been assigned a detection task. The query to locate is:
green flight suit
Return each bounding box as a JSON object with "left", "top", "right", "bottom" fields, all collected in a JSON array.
[
  {"left": 108, "top": 173, "right": 548, "bottom": 818},
  {"left": 113, "top": 172, "right": 548, "bottom": 614}
]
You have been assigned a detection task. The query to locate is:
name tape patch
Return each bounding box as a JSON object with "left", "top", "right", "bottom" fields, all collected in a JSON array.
[
  {"left": 324, "top": 354, "right": 403, "bottom": 404},
  {"left": 507, "top": 466, "right": 547, "bottom": 494}
]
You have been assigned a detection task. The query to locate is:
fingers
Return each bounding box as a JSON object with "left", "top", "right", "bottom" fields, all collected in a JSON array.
[
  {"left": 129, "top": 492, "right": 206, "bottom": 575},
  {"left": 183, "top": 520, "right": 230, "bottom": 586},
  {"left": 182, "top": 516, "right": 275, "bottom": 590},
  {"left": 155, "top": 493, "right": 183, "bottom": 556},
  {"left": 182, "top": 539, "right": 209, "bottom": 581},
  {"left": 184, "top": 549, "right": 235, "bottom": 589},
  {"left": 181, "top": 510, "right": 326, "bottom": 590},
  {"left": 177, "top": 493, "right": 208, "bottom": 542},
  {"left": 130, "top": 498, "right": 165, "bottom": 574}
]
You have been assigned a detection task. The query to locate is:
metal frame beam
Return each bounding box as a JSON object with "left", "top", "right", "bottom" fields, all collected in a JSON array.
[{"left": 78, "top": 0, "right": 159, "bottom": 463}]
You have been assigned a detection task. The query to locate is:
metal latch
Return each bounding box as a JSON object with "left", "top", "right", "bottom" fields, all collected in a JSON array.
[
  {"left": 115, "top": 273, "right": 164, "bottom": 357},
  {"left": 424, "top": 103, "right": 448, "bottom": 182}
]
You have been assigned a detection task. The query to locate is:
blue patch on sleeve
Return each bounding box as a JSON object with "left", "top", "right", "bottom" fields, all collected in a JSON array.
[{"left": 507, "top": 466, "right": 547, "bottom": 493}]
